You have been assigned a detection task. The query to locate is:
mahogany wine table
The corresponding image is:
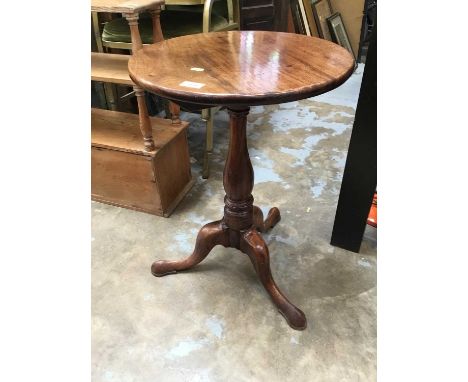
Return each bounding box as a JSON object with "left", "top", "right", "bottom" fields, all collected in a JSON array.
[{"left": 129, "top": 31, "right": 354, "bottom": 330}]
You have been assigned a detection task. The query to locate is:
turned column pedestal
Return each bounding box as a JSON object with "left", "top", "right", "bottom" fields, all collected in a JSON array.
[{"left": 151, "top": 107, "right": 307, "bottom": 330}]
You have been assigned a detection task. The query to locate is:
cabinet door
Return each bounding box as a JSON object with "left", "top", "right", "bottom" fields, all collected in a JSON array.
[{"left": 240, "top": 0, "right": 289, "bottom": 31}]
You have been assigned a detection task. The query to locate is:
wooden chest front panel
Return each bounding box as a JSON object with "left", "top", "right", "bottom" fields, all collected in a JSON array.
[
  {"left": 154, "top": 131, "right": 192, "bottom": 210},
  {"left": 92, "top": 147, "right": 162, "bottom": 214}
]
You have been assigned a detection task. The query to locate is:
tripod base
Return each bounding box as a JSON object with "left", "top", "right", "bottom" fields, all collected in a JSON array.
[
  {"left": 152, "top": 207, "right": 307, "bottom": 331},
  {"left": 151, "top": 107, "right": 306, "bottom": 330}
]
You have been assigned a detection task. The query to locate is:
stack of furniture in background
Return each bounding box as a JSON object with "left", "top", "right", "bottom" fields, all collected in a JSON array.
[
  {"left": 287, "top": 0, "right": 366, "bottom": 64},
  {"left": 238, "top": 0, "right": 289, "bottom": 30},
  {"left": 91, "top": 0, "right": 194, "bottom": 217},
  {"left": 236, "top": 0, "right": 371, "bottom": 66},
  {"left": 99, "top": 0, "right": 240, "bottom": 178}
]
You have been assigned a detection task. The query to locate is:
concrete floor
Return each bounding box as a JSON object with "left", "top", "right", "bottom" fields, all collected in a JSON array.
[{"left": 92, "top": 64, "right": 376, "bottom": 382}]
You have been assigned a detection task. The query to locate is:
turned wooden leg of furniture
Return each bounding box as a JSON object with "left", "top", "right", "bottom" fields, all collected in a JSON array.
[
  {"left": 124, "top": 13, "right": 155, "bottom": 151},
  {"left": 150, "top": 107, "right": 306, "bottom": 330},
  {"left": 134, "top": 86, "right": 155, "bottom": 151},
  {"left": 150, "top": 6, "right": 164, "bottom": 43},
  {"left": 124, "top": 13, "right": 143, "bottom": 51}
]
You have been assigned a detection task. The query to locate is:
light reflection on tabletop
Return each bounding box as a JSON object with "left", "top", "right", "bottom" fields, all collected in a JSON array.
[{"left": 128, "top": 31, "right": 355, "bottom": 106}]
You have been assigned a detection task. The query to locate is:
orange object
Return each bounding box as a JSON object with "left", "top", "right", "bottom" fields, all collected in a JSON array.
[{"left": 367, "top": 192, "right": 377, "bottom": 227}]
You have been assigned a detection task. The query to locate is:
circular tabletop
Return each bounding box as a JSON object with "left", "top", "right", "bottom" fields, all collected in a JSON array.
[{"left": 128, "top": 31, "right": 355, "bottom": 107}]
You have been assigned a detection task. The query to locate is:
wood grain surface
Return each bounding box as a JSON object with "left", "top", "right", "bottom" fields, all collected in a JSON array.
[
  {"left": 91, "top": 0, "right": 164, "bottom": 13},
  {"left": 128, "top": 31, "right": 355, "bottom": 107},
  {"left": 91, "top": 108, "right": 189, "bottom": 156},
  {"left": 91, "top": 53, "right": 132, "bottom": 85},
  {"left": 91, "top": 108, "right": 193, "bottom": 216}
]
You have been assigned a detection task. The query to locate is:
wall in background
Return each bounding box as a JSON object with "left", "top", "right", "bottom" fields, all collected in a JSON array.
[{"left": 329, "top": 0, "right": 365, "bottom": 57}]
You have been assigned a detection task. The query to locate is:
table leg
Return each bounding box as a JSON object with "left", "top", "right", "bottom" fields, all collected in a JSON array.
[
  {"left": 150, "top": 107, "right": 306, "bottom": 330},
  {"left": 240, "top": 228, "right": 306, "bottom": 330},
  {"left": 151, "top": 220, "right": 229, "bottom": 276},
  {"left": 253, "top": 205, "right": 281, "bottom": 233}
]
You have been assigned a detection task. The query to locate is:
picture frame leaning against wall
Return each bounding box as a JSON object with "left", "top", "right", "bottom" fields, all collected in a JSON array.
[
  {"left": 312, "top": 0, "right": 333, "bottom": 40},
  {"left": 327, "top": 12, "right": 356, "bottom": 60}
]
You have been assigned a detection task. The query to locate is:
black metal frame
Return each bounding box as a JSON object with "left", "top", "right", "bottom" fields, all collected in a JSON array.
[
  {"left": 330, "top": 20, "right": 377, "bottom": 253},
  {"left": 357, "top": 0, "right": 377, "bottom": 63}
]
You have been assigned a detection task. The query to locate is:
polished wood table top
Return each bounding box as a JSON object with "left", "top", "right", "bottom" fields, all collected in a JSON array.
[
  {"left": 132, "top": 31, "right": 355, "bottom": 331},
  {"left": 128, "top": 31, "right": 354, "bottom": 107}
]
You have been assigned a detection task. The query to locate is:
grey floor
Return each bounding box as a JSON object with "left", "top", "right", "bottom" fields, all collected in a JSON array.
[{"left": 92, "top": 64, "right": 376, "bottom": 382}]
